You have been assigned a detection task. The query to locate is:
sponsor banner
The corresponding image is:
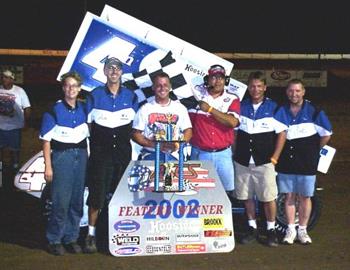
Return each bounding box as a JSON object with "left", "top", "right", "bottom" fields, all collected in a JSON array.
[
  {"left": 109, "top": 160, "right": 235, "bottom": 256},
  {"left": 232, "top": 69, "right": 327, "bottom": 87},
  {"left": 202, "top": 217, "right": 224, "bottom": 229}
]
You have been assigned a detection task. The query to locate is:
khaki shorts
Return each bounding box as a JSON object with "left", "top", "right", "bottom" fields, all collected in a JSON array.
[{"left": 234, "top": 162, "right": 277, "bottom": 202}]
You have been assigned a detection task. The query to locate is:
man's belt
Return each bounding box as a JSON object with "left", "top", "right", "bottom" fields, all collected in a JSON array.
[{"left": 199, "top": 145, "right": 231, "bottom": 153}]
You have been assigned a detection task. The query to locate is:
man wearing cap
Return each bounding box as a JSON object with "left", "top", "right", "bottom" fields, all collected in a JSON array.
[
  {"left": 188, "top": 64, "right": 240, "bottom": 198},
  {"left": 84, "top": 57, "right": 138, "bottom": 253},
  {"left": 0, "top": 70, "right": 31, "bottom": 180}
]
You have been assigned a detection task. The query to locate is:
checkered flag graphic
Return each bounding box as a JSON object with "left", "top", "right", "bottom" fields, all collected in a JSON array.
[{"left": 122, "top": 51, "right": 198, "bottom": 109}]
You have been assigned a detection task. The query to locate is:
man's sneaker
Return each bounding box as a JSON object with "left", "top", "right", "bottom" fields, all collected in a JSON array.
[
  {"left": 64, "top": 242, "right": 82, "bottom": 254},
  {"left": 297, "top": 229, "right": 312, "bottom": 245},
  {"left": 282, "top": 228, "right": 297, "bottom": 245},
  {"left": 48, "top": 243, "right": 65, "bottom": 256},
  {"left": 240, "top": 226, "right": 257, "bottom": 244},
  {"left": 84, "top": 235, "right": 97, "bottom": 254},
  {"left": 266, "top": 229, "right": 279, "bottom": 247}
]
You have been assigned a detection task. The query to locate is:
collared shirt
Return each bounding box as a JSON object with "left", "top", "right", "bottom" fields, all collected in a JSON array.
[
  {"left": 86, "top": 85, "right": 138, "bottom": 151},
  {"left": 276, "top": 100, "right": 333, "bottom": 175},
  {"left": 40, "top": 99, "right": 89, "bottom": 150},
  {"left": 235, "top": 97, "right": 288, "bottom": 166},
  {"left": 188, "top": 89, "right": 240, "bottom": 150}
]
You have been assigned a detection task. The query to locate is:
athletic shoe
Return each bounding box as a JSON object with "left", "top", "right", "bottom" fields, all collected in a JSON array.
[
  {"left": 48, "top": 243, "right": 65, "bottom": 256},
  {"left": 266, "top": 229, "right": 279, "bottom": 247},
  {"left": 282, "top": 228, "right": 297, "bottom": 245},
  {"left": 84, "top": 235, "right": 97, "bottom": 254},
  {"left": 240, "top": 226, "right": 257, "bottom": 244},
  {"left": 297, "top": 229, "right": 312, "bottom": 245},
  {"left": 64, "top": 242, "right": 82, "bottom": 254}
]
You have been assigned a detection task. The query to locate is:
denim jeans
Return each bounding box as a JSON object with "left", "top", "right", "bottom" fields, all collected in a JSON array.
[
  {"left": 46, "top": 148, "right": 88, "bottom": 244},
  {"left": 190, "top": 146, "right": 235, "bottom": 191}
]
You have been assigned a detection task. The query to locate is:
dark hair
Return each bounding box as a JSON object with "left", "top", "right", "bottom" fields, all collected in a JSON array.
[
  {"left": 287, "top": 78, "right": 305, "bottom": 90},
  {"left": 60, "top": 71, "right": 82, "bottom": 86},
  {"left": 247, "top": 71, "right": 266, "bottom": 85}
]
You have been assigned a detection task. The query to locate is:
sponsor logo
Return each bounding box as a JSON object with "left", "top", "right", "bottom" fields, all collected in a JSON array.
[
  {"left": 270, "top": 70, "right": 291, "bottom": 81},
  {"left": 146, "top": 235, "right": 171, "bottom": 244},
  {"left": 114, "top": 219, "right": 140, "bottom": 233},
  {"left": 176, "top": 244, "right": 206, "bottom": 253},
  {"left": 176, "top": 233, "right": 201, "bottom": 242},
  {"left": 115, "top": 246, "right": 142, "bottom": 255},
  {"left": 148, "top": 220, "right": 201, "bottom": 234},
  {"left": 212, "top": 239, "right": 229, "bottom": 250},
  {"left": 111, "top": 235, "right": 140, "bottom": 246},
  {"left": 145, "top": 245, "right": 172, "bottom": 254},
  {"left": 202, "top": 217, "right": 224, "bottom": 229},
  {"left": 204, "top": 229, "right": 232, "bottom": 237}
]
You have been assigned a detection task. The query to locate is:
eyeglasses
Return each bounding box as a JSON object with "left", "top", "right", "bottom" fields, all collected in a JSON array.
[
  {"left": 64, "top": 84, "right": 80, "bottom": 89},
  {"left": 107, "top": 66, "right": 121, "bottom": 71}
]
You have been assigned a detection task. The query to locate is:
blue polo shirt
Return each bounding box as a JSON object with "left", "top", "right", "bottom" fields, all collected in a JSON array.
[
  {"left": 276, "top": 100, "right": 333, "bottom": 175},
  {"left": 40, "top": 100, "right": 89, "bottom": 150},
  {"left": 86, "top": 85, "right": 138, "bottom": 152},
  {"left": 235, "top": 97, "right": 288, "bottom": 166}
]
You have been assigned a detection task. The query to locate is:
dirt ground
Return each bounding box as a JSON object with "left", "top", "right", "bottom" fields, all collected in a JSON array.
[{"left": 0, "top": 87, "right": 349, "bottom": 270}]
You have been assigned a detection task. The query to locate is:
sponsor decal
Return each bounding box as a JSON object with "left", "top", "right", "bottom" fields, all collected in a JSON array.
[
  {"left": 204, "top": 229, "right": 232, "bottom": 237},
  {"left": 114, "top": 219, "right": 140, "bottom": 233},
  {"left": 176, "top": 244, "right": 206, "bottom": 253},
  {"left": 145, "top": 245, "right": 172, "bottom": 254},
  {"left": 115, "top": 246, "right": 142, "bottom": 255},
  {"left": 176, "top": 233, "right": 201, "bottom": 242},
  {"left": 145, "top": 235, "right": 171, "bottom": 244},
  {"left": 212, "top": 239, "right": 229, "bottom": 250},
  {"left": 148, "top": 220, "right": 201, "bottom": 234},
  {"left": 270, "top": 70, "right": 291, "bottom": 81},
  {"left": 202, "top": 217, "right": 224, "bottom": 229},
  {"left": 111, "top": 235, "right": 140, "bottom": 245}
]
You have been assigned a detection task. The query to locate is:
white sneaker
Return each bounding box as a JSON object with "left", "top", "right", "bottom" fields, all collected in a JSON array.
[
  {"left": 283, "top": 228, "right": 297, "bottom": 245},
  {"left": 297, "top": 229, "right": 312, "bottom": 245}
]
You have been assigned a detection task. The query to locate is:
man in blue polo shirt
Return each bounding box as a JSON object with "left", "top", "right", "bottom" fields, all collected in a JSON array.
[
  {"left": 234, "top": 71, "right": 288, "bottom": 247},
  {"left": 84, "top": 57, "right": 138, "bottom": 253},
  {"left": 276, "top": 79, "right": 332, "bottom": 245}
]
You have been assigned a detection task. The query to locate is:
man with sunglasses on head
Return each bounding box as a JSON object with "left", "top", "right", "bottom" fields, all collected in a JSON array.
[
  {"left": 84, "top": 57, "right": 138, "bottom": 253},
  {"left": 188, "top": 65, "right": 240, "bottom": 199}
]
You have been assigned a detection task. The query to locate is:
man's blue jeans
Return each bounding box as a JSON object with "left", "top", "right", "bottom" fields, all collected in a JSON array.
[
  {"left": 46, "top": 148, "right": 88, "bottom": 244},
  {"left": 190, "top": 146, "right": 235, "bottom": 191}
]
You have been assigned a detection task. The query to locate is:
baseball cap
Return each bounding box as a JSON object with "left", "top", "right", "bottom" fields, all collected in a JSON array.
[
  {"left": 2, "top": 70, "right": 15, "bottom": 80},
  {"left": 104, "top": 57, "right": 123, "bottom": 69},
  {"left": 208, "top": 65, "right": 226, "bottom": 77}
]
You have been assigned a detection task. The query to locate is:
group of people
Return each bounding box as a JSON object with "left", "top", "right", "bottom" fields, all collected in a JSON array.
[{"left": 1, "top": 58, "right": 332, "bottom": 256}]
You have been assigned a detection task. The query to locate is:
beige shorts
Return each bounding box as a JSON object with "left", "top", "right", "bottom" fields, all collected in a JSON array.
[{"left": 234, "top": 162, "right": 278, "bottom": 202}]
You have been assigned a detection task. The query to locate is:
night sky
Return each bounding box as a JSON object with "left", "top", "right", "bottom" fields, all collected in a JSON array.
[{"left": 1, "top": 0, "right": 349, "bottom": 53}]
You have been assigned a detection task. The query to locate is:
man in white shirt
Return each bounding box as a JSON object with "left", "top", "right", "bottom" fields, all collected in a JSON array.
[{"left": 0, "top": 70, "right": 31, "bottom": 175}]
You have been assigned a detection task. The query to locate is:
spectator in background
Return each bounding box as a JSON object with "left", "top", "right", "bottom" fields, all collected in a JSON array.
[
  {"left": 276, "top": 79, "right": 332, "bottom": 245},
  {"left": 0, "top": 70, "right": 31, "bottom": 175},
  {"left": 40, "top": 71, "right": 89, "bottom": 256}
]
